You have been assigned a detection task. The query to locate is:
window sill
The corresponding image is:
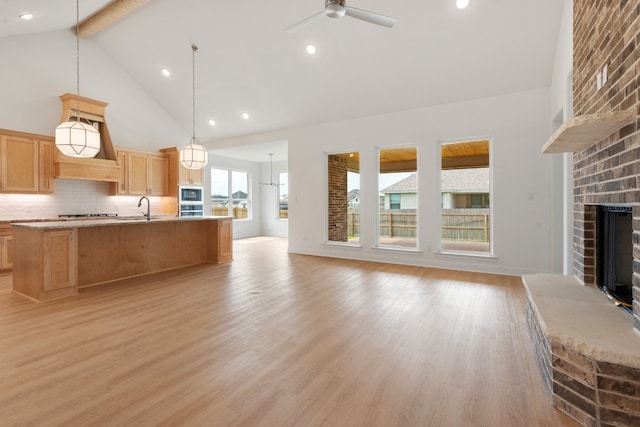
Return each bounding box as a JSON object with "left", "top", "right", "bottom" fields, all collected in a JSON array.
[
  {"left": 323, "top": 241, "right": 362, "bottom": 248},
  {"left": 435, "top": 250, "right": 497, "bottom": 261},
  {"left": 374, "top": 245, "right": 423, "bottom": 254}
]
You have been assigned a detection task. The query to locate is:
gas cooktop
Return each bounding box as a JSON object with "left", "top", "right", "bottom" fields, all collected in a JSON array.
[{"left": 58, "top": 213, "right": 119, "bottom": 218}]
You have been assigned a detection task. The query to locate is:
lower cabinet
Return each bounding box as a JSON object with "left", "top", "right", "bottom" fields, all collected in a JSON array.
[
  {"left": 210, "top": 218, "right": 233, "bottom": 263},
  {"left": 42, "top": 229, "right": 77, "bottom": 292},
  {"left": 0, "top": 223, "right": 13, "bottom": 271},
  {"left": 12, "top": 227, "right": 77, "bottom": 301}
]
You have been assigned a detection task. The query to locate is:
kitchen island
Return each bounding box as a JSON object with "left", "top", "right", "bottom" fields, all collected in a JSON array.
[{"left": 11, "top": 216, "right": 233, "bottom": 301}]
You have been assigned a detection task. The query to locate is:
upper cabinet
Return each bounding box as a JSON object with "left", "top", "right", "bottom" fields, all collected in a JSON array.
[
  {"left": 1, "top": 133, "right": 38, "bottom": 192},
  {"left": 0, "top": 129, "right": 55, "bottom": 194},
  {"left": 160, "top": 147, "right": 203, "bottom": 196},
  {"left": 110, "top": 148, "right": 168, "bottom": 196},
  {"left": 39, "top": 139, "right": 55, "bottom": 194}
]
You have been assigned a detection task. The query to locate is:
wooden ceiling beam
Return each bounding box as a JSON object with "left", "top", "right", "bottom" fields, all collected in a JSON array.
[{"left": 77, "top": 0, "right": 150, "bottom": 38}]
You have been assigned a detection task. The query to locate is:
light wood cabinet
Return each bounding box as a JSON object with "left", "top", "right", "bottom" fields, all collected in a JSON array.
[
  {"left": 1, "top": 134, "right": 38, "bottom": 192},
  {"left": 0, "top": 223, "right": 13, "bottom": 271},
  {"left": 160, "top": 147, "right": 203, "bottom": 194},
  {"left": 179, "top": 163, "right": 203, "bottom": 186},
  {"left": 148, "top": 154, "right": 168, "bottom": 196},
  {"left": 39, "top": 139, "right": 55, "bottom": 193},
  {"left": 112, "top": 150, "right": 129, "bottom": 195},
  {"left": 209, "top": 218, "right": 233, "bottom": 263},
  {"left": 159, "top": 146, "right": 204, "bottom": 215},
  {"left": 13, "top": 226, "right": 78, "bottom": 301},
  {"left": 42, "top": 229, "right": 77, "bottom": 292},
  {"left": 111, "top": 148, "right": 168, "bottom": 196},
  {"left": 128, "top": 152, "right": 150, "bottom": 195},
  {"left": 0, "top": 130, "right": 55, "bottom": 194}
]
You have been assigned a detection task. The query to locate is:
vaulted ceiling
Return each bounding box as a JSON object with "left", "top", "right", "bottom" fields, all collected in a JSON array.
[{"left": 1, "top": 0, "right": 563, "bottom": 159}]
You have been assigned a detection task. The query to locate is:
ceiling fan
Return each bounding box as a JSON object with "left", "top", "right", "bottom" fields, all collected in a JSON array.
[{"left": 284, "top": 0, "right": 397, "bottom": 33}]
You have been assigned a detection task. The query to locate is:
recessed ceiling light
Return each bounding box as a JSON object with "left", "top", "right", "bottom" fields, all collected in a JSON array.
[
  {"left": 208, "top": 119, "right": 216, "bottom": 126},
  {"left": 241, "top": 112, "right": 250, "bottom": 120},
  {"left": 161, "top": 68, "right": 171, "bottom": 77},
  {"left": 306, "top": 44, "right": 317, "bottom": 55},
  {"left": 455, "top": 0, "right": 470, "bottom": 9},
  {"left": 20, "top": 13, "right": 34, "bottom": 20}
]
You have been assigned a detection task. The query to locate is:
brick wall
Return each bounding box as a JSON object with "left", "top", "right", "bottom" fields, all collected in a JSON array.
[
  {"left": 327, "top": 155, "right": 348, "bottom": 242},
  {"left": 573, "top": 0, "right": 640, "bottom": 331}
]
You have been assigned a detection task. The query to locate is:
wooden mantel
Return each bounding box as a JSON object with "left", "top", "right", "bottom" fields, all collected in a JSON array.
[{"left": 542, "top": 109, "right": 639, "bottom": 154}]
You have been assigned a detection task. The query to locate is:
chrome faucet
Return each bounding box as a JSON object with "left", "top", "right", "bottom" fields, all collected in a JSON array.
[{"left": 138, "top": 196, "right": 151, "bottom": 221}]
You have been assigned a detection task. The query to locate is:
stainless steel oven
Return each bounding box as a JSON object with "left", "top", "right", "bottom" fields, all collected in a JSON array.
[
  {"left": 178, "top": 185, "right": 204, "bottom": 217},
  {"left": 179, "top": 204, "right": 204, "bottom": 217}
]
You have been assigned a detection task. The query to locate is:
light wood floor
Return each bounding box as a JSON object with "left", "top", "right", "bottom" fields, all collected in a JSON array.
[{"left": 0, "top": 237, "right": 577, "bottom": 426}]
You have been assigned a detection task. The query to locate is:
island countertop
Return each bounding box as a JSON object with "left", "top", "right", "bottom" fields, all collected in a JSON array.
[
  {"left": 10, "top": 215, "right": 233, "bottom": 229},
  {"left": 12, "top": 216, "right": 233, "bottom": 301}
]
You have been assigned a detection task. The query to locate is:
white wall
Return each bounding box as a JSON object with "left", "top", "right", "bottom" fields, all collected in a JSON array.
[
  {"left": 0, "top": 30, "right": 187, "bottom": 151},
  {"left": 549, "top": 0, "right": 574, "bottom": 275},
  {"left": 550, "top": 0, "right": 574, "bottom": 121},
  {"left": 216, "top": 87, "right": 557, "bottom": 276},
  {"left": 260, "top": 159, "right": 288, "bottom": 237}
]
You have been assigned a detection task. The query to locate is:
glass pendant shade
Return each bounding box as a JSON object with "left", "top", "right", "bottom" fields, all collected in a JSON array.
[
  {"left": 179, "top": 139, "right": 209, "bottom": 170},
  {"left": 55, "top": 120, "right": 100, "bottom": 158}
]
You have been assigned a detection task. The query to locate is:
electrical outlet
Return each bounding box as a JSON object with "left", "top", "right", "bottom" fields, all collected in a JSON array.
[{"left": 602, "top": 63, "right": 608, "bottom": 84}]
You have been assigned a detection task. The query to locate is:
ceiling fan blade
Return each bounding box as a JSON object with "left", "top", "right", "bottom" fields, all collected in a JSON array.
[
  {"left": 344, "top": 6, "right": 397, "bottom": 28},
  {"left": 284, "top": 10, "right": 325, "bottom": 33}
]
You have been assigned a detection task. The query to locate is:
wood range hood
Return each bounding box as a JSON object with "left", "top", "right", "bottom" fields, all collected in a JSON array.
[{"left": 54, "top": 93, "right": 121, "bottom": 182}]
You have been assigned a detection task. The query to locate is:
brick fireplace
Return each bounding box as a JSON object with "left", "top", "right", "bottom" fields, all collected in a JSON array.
[
  {"left": 572, "top": 0, "right": 640, "bottom": 330},
  {"left": 522, "top": 2, "right": 640, "bottom": 426}
]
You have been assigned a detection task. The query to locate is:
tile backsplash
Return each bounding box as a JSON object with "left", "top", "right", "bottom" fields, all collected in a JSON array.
[{"left": 0, "top": 180, "right": 165, "bottom": 221}]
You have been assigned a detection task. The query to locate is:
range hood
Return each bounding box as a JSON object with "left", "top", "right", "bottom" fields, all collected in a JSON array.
[{"left": 54, "top": 93, "right": 121, "bottom": 182}]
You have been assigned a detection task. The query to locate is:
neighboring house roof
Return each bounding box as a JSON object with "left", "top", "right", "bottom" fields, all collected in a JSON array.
[
  {"left": 232, "top": 191, "right": 247, "bottom": 199},
  {"left": 441, "top": 168, "right": 489, "bottom": 193},
  {"left": 380, "top": 173, "right": 417, "bottom": 194},
  {"left": 380, "top": 169, "right": 489, "bottom": 194},
  {"left": 348, "top": 189, "right": 360, "bottom": 203}
]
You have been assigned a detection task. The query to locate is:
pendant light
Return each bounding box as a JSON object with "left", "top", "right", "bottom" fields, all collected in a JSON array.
[
  {"left": 259, "top": 153, "right": 281, "bottom": 186},
  {"left": 179, "top": 44, "right": 209, "bottom": 170},
  {"left": 55, "top": 0, "right": 100, "bottom": 158}
]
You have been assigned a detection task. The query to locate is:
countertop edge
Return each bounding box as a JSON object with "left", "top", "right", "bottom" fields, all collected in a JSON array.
[{"left": 10, "top": 216, "right": 233, "bottom": 229}]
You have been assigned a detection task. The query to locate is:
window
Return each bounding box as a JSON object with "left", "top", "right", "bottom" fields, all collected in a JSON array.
[
  {"left": 389, "top": 194, "right": 401, "bottom": 210},
  {"left": 327, "top": 152, "right": 360, "bottom": 244},
  {"left": 279, "top": 171, "right": 288, "bottom": 219},
  {"left": 211, "top": 168, "right": 251, "bottom": 220},
  {"left": 378, "top": 146, "right": 417, "bottom": 249},
  {"left": 440, "top": 139, "right": 491, "bottom": 253}
]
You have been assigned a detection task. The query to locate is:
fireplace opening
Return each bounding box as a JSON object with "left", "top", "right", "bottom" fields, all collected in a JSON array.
[{"left": 596, "top": 205, "right": 633, "bottom": 313}]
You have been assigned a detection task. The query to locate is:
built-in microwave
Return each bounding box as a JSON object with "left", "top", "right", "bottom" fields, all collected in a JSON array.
[{"left": 179, "top": 185, "right": 204, "bottom": 204}]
